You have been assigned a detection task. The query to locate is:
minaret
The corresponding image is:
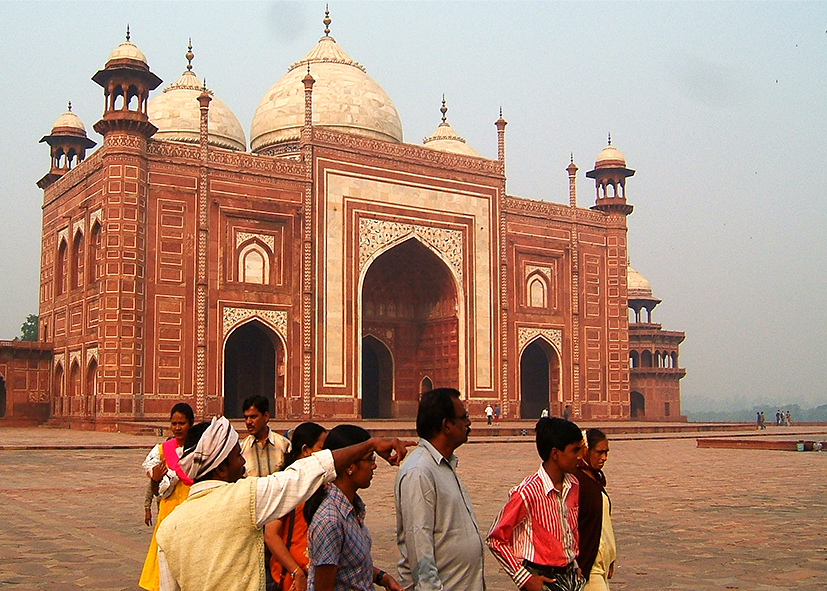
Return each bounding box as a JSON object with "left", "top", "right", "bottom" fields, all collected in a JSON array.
[
  {"left": 37, "top": 102, "right": 97, "bottom": 189},
  {"left": 586, "top": 134, "right": 634, "bottom": 216},
  {"left": 89, "top": 29, "right": 161, "bottom": 420},
  {"left": 567, "top": 154, "right": 578, "bottom": 208},
  {"left": 92, "top": 26, "right": 162, "bottom": 138}
]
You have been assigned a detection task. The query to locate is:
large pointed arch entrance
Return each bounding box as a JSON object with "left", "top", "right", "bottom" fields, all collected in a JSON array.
[
  {"left": 361, "top": 237, "right": 461, "bottom": 418},
  {"left": 519, "top": 338, "right": 561, "bottom": 419},
  {"left": 223, "top": 320, "right": 285, "bottom": 419}
]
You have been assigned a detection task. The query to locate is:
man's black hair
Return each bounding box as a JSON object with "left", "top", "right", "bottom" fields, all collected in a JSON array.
[
  {"left": 416, "top": 388, "right": 461, "bottom": 440},
  {"left": 182, "top": 421, "right": 211, "bottom": 457},
  {"left": 535, "top": 417, "right": 582, "bottom": 461},
  {"left": 242, "top": 394, "right": 269, "bottom": 415}
]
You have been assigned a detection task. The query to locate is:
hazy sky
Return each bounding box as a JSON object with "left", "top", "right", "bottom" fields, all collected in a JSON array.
[{"left": 0, "top": 1, "right": 824, "bottom": 412}]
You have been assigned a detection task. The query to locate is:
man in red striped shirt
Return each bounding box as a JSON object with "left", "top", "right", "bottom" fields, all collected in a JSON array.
[{"left": 487, "top": 417, "right": 585, "bottom": 591}]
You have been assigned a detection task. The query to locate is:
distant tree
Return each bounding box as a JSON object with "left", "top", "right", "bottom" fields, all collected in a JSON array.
[{"left": 20, "top": 314, "right": 38, "bottom": 341}]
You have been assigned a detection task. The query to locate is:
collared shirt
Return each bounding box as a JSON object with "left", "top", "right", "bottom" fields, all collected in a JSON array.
[
  {"left": 395, "top": 439, "right": 485, "bottom": 591},
  {"left": 157, "top": 450, "right": 336, "bottom": 591},
  {"left": 307, "top": 484, "right": 373, "bottom": 591},
  {"left": 487, "top": 466, "right": 579, "bottom": 588},
  {"left": 240, "top": 428, "right": 291, "bottom": 477}
]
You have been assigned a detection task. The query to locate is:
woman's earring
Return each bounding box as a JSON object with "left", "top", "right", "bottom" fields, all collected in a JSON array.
[{"left": 347, "top": 469, "right": 353, "bottom": 476}]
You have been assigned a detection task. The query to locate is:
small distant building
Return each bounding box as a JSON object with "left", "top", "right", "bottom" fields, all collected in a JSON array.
[{"left": 627, "top": 265, "right": 686, "bottom": 420}]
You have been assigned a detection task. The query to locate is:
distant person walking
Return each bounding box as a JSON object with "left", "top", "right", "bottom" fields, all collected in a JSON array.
[
  {"left": 776, "top": 410, "right": 781, "bottom": 426},
  {"left": 494, "top": 404, "right": 501, "bottom": 424},
  {"left": 786, "top": 411, "right": 792, "bottom": 426},
  {"left": 485, "top": 404, "right": 494, "bottom": 426},
  {"left": 760, "top": 412, "right": 766, "bottom": 429},
  {"left": 563, "top": 405, "right": 571, "bottom": 422}
]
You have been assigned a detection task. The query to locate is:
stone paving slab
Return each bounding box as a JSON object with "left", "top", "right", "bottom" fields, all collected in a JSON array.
[{"left": 1, "top": 430, "right": 826, "bottom": 590}]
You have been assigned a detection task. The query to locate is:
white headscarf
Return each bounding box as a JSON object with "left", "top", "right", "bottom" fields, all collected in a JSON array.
[{"left": 178, "top": 416, "right": 239, "bottom": 481}]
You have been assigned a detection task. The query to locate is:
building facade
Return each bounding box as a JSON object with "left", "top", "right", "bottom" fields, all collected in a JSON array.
[{"left": 1, "top": 18, "right": 685, "bottom": 425}]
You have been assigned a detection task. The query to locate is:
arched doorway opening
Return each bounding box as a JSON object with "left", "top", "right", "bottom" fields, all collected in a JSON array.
[
  {"left": 54, "top": 364, "right": 64, "bottom": 416},
  {"left": 0, "top": 374, "right": 6, "bottom": 418},
  {"left": 520, "top": 338, "right": 561, "bottom": 419},
  {"left": 361, "top": 237, "right": 460, "bottom": 418},
  {"left": 223, "top": 320, "right": 285, "bottom": 419},
  {"left": 361, "top": 335, "right": 393, "bottom": 418},
  {"left": 631, "top": 391, "right": 645, "bottom": 419},
  {"left": 86, "top": 359, "right": 97, "bottom": 417},
  {"left": 420, "top": 376, "right": 433, "bottom": 393}
]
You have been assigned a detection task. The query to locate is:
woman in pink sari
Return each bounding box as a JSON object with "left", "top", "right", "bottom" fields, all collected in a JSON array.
[{"left": 138, "top": 403, "right": 194, "bottom": 591}]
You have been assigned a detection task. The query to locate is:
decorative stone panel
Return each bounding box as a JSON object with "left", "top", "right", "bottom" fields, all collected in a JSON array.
[
  {"left": 518, "top": 326, "right": 562, "bottom": 354},
  {"left": 358, "top": 218, "right": 463, "bottom": 283},
  {"left": 235, "top": 231, "right": 275, "bottom": 252},
  {"left": 222, "top": 306, "right": 288, "bottom": 342}
]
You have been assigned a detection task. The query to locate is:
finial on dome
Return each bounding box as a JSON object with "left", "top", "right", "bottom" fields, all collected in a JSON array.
[
  {"left": 307, "top": 63, "right": 311, "bottom": 74},
  {"left": 186, "top": 39, "right": 194, "bottom": 71},
  {"left": 126, "top": 24, "right": 130, "bottom": 42},
  {"left": 571, "top": 152, "right": 574, "bottom": 163},
  {"left": 202, "top": 77, "right": 207, "bottom": 90},
  {"left": 499, "top": 106, "right": 503, "bottom": 117},
  {"left": 67, "top": 101, "right": 72, "bottom": 112},
  {"left": 440, "top": 95, "right": 448, "bottom": 123},
  {"left": 607, "top": 132, "right": 612, "bottom": 146},
  {"left": 323, "top": 5, "right": 331, "bottom": 36}
]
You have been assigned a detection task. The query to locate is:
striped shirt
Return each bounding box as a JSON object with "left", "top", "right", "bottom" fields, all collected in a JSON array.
[{"left": 486, "top": 466, "right": 579, "bottom": 588}]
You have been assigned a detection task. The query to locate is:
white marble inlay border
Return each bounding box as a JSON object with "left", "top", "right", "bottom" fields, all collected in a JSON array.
[{"left": 235, "top": 231, "right": 275, "bottom": 252}]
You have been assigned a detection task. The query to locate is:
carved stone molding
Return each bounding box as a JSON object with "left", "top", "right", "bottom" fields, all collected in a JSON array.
[
  {"left": 236, "top": 231, "right": 275, "bottom": 251},
  {"left": 147, "top": 140, "right": 200, "bottom": 161},
  {"left": 209, "top": 149, "right": 305, "bottom": 177},
  {"left": 358, "top": 218, "right": 463, "bottom": 283},
  {"left": 223, "top": 306, "right": 288, "bottom": 341},
  {"left": 90, "top": 208, "right": 103, "bottom": 228},
  {"left": 69, "top": 350, "right": 81, "bottom": 367},
  {"left": 86, "top": 347, "right": 98, "bottom": 366},
  {"left": 518, "top": 326, "right": 562, "bottom": 354},
  {"left": 72, "top": 219, "right": 85, "bottom": 237},
  {"left": 54, "top": 352, "right": 65, "bottom": 370},
  {"left": 525, "top": 265, "right": 552, "bottom": 281}
]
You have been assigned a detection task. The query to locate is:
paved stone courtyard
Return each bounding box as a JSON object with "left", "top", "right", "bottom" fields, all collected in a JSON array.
[{"left": 0, "top": 427, "right": 825, "bottom": 590}]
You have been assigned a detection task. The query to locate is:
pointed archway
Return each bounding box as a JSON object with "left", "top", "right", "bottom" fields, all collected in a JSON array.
[
  {"left": 361, "top": 237, "right": 460, "bottom": 418},
  {"left": 519, "top": 338, "right": 561, "bottom": 419},
  {"left": 223, "top": 320, "right": 285, "bottom": 419},
  {"left": 361, "top": 335, "right": 393, "bottom": 418},
  {"left": 0, "top": 374, "right": 6, "bottom": 418},
  {"left": 631, "top": 391, "right": 645, "bottom": 419}
]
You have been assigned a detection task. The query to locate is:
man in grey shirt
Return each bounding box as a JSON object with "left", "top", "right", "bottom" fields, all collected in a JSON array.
[{"left": 395, "top": 388, "right": 485, "bottom": 591}]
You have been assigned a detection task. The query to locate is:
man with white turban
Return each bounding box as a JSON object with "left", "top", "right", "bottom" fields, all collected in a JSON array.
[{"left": 156, "top": 416, "right": 413, "bottom": 591}]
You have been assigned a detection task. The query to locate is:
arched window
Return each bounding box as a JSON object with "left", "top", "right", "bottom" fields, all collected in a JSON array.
[
  {"left": 56, "top": 238, "right": 68, "bottom": 296},
  {"left": 420, "top": 376, "right": 433, "bottom": 393},
  {"left": 629, "top": 351, "right": 639, "bottom": 369},
  {"left": 71, "top": 230, "right": 84, "bottom": 290},
  {"left": 238, "top": 242, "right": 270, "bottom": 285},
  {"left": 671, "top": 351, "right": 678, "bottom": 368},
  {"left": 53, "top": 363, "right": 64, "bottom": 416},
  {"left": 527, "top": 274, "right": 548, "bottom": 308},
  {"left": 69, "top": 361, "right": 81, "bottom": 398},
  {"left": 89, "top": 222, "right": 101, "bottom": 282},
  {"left": 641, "top": 350, "right": 652, "bottom": 367}
]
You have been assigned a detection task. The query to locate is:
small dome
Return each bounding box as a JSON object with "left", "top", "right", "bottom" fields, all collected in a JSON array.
[
  {"left": 594, "top": 135, "right": 626, "bottom": 169},
  {"left": 148, "top": 61, "right": 246, "bottom": 151},
  {"left": 627, "top": 265, "right": 654, "bottom": 299},
  {"left": 422, "top": 98, "right": 482, "bottom": 158},
  {"left": 106, "top": 40, "right": 148, "bottom": 66},
  {"left": 250, "top": 27, "right": 403, "bottom": 153},
  {"left": 51, "top": 104, "right": 87, "bottom": 136}
]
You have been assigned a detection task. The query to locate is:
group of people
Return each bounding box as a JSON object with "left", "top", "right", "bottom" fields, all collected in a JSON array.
[
  {"left": 756, "top": 410, "right": 793, "bottom": 429},
  {"left": 138, "top": 390, "right": 616, "bottom": 591}
]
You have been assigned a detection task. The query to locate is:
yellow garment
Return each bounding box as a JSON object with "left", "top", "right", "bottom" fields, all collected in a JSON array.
[
  {"left": 156, "top": 478, "right": 264, "bottom": 591},
  {"left": 138, "top": 477, "right": 191, "bottom": 591},
  {"left": 583, "top": 491, "right": 616, "bottom": 591}
]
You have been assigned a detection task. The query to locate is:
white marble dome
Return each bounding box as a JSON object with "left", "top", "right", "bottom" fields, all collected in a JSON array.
[
  {"left": 595, "top": 142, "right": 627, "bottom": 169},
  {"left": 51, "top": 106, "right": 87, "bottom": 135},
  {"left": 250, "top": 33, "right": 403, "bottom": 153},
  {"left": 148, "top": 68, "right": 246, "bottom": 152},
  {"left": 627, "top": 264, "right": 654, "bottom": 299}
]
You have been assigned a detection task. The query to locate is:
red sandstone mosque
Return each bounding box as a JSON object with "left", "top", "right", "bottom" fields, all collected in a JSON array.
[{"left": 0, "top": 15, "right": 685, "bottom": 425}]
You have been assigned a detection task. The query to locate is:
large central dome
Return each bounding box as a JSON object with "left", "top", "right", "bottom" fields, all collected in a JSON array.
[{"left": 250, "top": 28, "right": 403, "bottom": 154}]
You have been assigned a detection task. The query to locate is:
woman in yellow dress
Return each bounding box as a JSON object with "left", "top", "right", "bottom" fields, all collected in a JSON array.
[{"left": 138, "top": 403, "right": 194, "bottom": 591}]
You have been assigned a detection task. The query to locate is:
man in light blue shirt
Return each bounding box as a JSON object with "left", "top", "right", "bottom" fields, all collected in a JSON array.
[{"left": 395, "top": 388, "right": 485, "bottom": 591}]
